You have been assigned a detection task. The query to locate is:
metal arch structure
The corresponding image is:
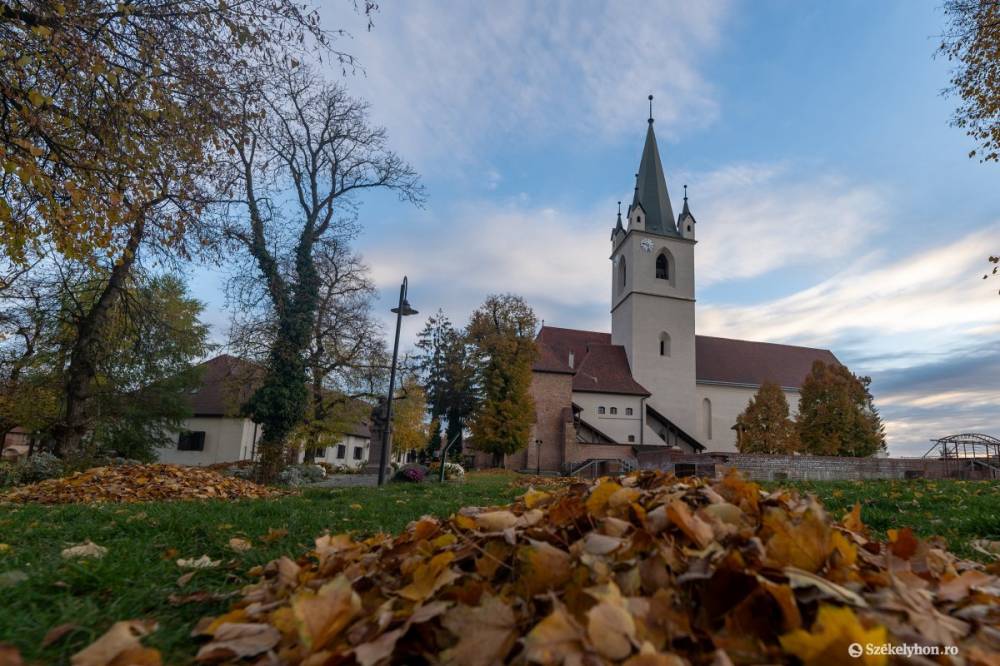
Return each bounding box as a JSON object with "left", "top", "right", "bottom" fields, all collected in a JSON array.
[{"left": 924, "top": 433, "right": 1000, "bottom": 462}]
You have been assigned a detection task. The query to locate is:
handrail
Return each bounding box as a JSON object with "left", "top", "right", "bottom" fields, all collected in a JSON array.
[{"left": 438, "top": 432, "right": 462, "bottom": 483}]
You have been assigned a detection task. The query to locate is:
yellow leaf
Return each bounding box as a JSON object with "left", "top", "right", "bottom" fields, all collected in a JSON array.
[
  {"left": 842, "top": 503, "right": 865, "bottom": 534},
  {"left": 522, "top": 605, "right": 584, "bottom": 664},
  {"left": 474, "top": 510, "right": 519, "bottom": 532},
  {"left": 779, "top": 605, "right": 887, "bottom": 666},
  {"left": 441, "top": 595, "right": 517, "bottom": 666},
  {"left": 586, "top": 583, "right": 636, "bottom": 660},
  {"left": 523, "top": 488, "right": 551, "bottom": 509},
  {"left": 291, "top": 576, "right": 360, "bottom": 652},
  {"left": 398, "top": 552, "right": 458, "bottom": 602},
  {"left": 586, "top": 481, "right": 622, "bottom": 514},
  {"left": 517, "top": 539, "right": 572, "bottom": 597},
  {"left": 764, "top": 507, "right": 831, "bottom": 573},
  {"left": 665, "top": 500, "right": 714, "bottom": 549}
]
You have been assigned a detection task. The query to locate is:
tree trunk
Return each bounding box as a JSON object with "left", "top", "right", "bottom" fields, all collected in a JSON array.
[{"left": 52, "top": 215, "right": 146, "bottom": 458}]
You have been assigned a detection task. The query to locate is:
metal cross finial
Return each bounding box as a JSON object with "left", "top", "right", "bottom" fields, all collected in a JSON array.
[
  {"left": 683, "top": 184, "right": 688, "bottom": 202},
  {"left": 648, "top": 94, "right": 654, "bottom": 123},
  {"left": 617, "top": 201, "right": 621, "bottom": 215}
]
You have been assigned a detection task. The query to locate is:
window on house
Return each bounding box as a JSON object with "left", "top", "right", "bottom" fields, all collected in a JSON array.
[
  {"left": 598, "top": 406, "right": 606, "bottom": 415},
  {"left": 336, "top": 444, "right": 346, "bottom": 459},
  {"left": 656, "top": 253, "right": 669, "bottom": 280},
  {"left": 659, "top": 332, "right": 671, "bottom": 357},
  {"left": 353, "top": 447, "right": 363, "bottom": 460},
  {"left": 618, "top": 258, "right": 627, "bottom": 290},
  {"left": 625, "top": 407, "right": 633, "bottom": 416},
  {"left": 702, "top": 398, "right": 713, "bottom": 440},
  {"left": 627, "top": 435, "right": 635, "bottom": 442},
  {"left": 177, "top": 431, "right": 205, "bottom": 451},
  {"left": 610, "top": 407, "right": 618, "bottom": 415}
]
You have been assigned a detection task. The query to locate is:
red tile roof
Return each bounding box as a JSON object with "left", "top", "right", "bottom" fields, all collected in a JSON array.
[
  {"left": 572, "top": 344, "right": 650, "bottom": 396},
  {"left": 695, "top": 335, "right": 839, "bottom": 389},
  {"left": 534, "top": 326, "right": 838, "bottom": 392},
  {"left": 188, "top": 354, "right": 263, "bottom": 417}
]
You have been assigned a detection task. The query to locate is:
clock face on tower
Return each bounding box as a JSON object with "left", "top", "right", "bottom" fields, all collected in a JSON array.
[{"left": 640, "top": 239, "right": 653, "bottom": 253}]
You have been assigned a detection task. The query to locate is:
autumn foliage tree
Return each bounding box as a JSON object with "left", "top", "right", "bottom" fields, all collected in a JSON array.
[
  {"left": 735, "top": 381, "right": 799, "bottom": 454},
  {"left": 0, "top": 0, "right": 339, "bottom": 456},
  {"left": 466, "top": 294, "right": 537, "bottom": 466},
  {"left": 391, "top": 376, "right": 428, "bottom": 454},
  {"left": 796, "top": 361, "right": 886, "bottom": 457}
]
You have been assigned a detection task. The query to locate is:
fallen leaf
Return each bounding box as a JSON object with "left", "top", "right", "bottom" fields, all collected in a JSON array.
[
  {"left": 474, "top": 510, "right": 519, "bottom": 532},
  {"left": 765, "top": 507, "right": 830, "bottom": 573},
  {"left": 176, "top": 571, "right": 196, "bottom": 587},
  {"left": 441, "top": 595, "right": 517, "bottom": 666},
  {"left": 937, "top": 569, "right": 994, "bottom": 603},
  {"left": 41, "top": 623, "right": 81, "bottom": 648},
  {"left": 291, "top": 575, "right": 361, "bottom": 651},
  {"left": 398, "top": 552, "right": 459, "bottom": 602},
  {"left": 61, "top": 541, "right": 108, "bottom": 560},
  {"left": 71, "top": 620, "right": 158, "bottom": 666},
  {"left": 177, "top": 555, "right": 220, "bottom": 569},
  {"left": 887, "top": 528, "right": 919, "bottom": 559},
  {"left": 0, "top": 644, "right": 22, "bottom": 666},
  {"left": 518, "top": 540, "right": 572, "bottom": 596},
  {"left": 780, "top": 605, "right": 886, "bottom": 666},
  {"left": 228, "top": 537, "right": 252, "bottom": 553},
  {"left": 261, "top": 527, "right": 288, "bottom": 543},
  {"left": 666, "top": 499, "right": 713, "bottom": 549},
  {"left": 586, "top": 583, "right": 636, "bottom": 660},
  {"left": 195, "top": 623, "right": 280, "bottom": 662},
  {"left": 522, "top": 604, "right": 585, "bottom": 664},
  {"left": 0, "top": 571, "right": 28, "bottom": 588}
]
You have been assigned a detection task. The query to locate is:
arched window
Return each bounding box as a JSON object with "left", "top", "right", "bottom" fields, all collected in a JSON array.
[
  {"left": 598, "top": 406, "right": 606, "bottom": 415},
  {"left": 625, "top": 407, "right": 633, "bottom": 416},
  {"left": 610, "top": 407, "right": 618, "bottom": 415},
  {"left": 702, "top": 398, "right": 712, "bottom": 440},
  {"left": 656, "top": 253, "right": 669, "bottom": 280},
  {"left": 618, "top": 258, "right": 627, "bottom": 290},
  {"left": 659, "top": 332, "right": 671, "bottom": 357}
]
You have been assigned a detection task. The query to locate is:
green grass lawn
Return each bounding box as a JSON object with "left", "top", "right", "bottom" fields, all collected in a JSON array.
[{"left": 0, "top": 473, "right": 998, "bottom": 663}]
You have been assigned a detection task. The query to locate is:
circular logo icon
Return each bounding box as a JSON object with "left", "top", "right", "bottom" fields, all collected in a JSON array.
[{"left": 848, "top": 643, "right": 863, "bottom": 658}]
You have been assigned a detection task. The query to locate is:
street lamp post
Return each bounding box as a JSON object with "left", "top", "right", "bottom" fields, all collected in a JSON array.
[{"left": 378, "top": 276, "right": 418, "bottom": 487}]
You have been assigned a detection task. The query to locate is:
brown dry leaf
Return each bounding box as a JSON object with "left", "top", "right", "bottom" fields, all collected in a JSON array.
[
  {"left": 353, "top": 627, "right": 405, "bottom": 666},
  {"left": 0, "top": 644, "right": 22, "bottom": 666},
  {"left": 586, "top": 583, "right": 636, "bottom": 660},
  {"left": 261, "top": 527, "right": 289, "bottom": 543},
  {"left": 194, "top": 622, "right": 280, "bottom": 662},
  {"left": 1, "top": 464, "right": 280, "bottom": 504},
  {"left": 176, "top": 571, "right": 196, "bottom": 588},
  {"left": 41, "top": 623, "right": 81, "bottom": 648},
  {"left": 938, "top": 570, "right": 994, "bottom": 603},
  {"left": 888, "top": 527, "right": 919, "bottom": 559},
  {"left": 61, "top": 541, "right": 108, "bottom": 559},
  {"left": 108, "top": 647, "right": 162, "bottom": 666},
  {"left": 518, "top": 540, "right": 572, "bottom": 596},
  {"left": 228, "top": 537, "right": 252, "bottom": 553},
  {"left": 291, "top": 575, "right": 361, "bottom": 652},
  {"left": 522, "top": 604, "right": 585, "bottom": 664},
  {"left": 666, "top": 499, "right": 713, "bottom": 549},
  {"left": 765, "top": 507, "right": 830, "bottom": 573},
  {"left": 441, "top": 595, "right": 517, "bottom": 666},
  {"left": 177, "top": 555, "right": 220, "bottom": 570},
  {"left": 71, "top": 620, "right": 158, "bottom": 666}
]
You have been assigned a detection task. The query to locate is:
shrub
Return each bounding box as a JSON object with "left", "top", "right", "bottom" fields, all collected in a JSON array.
[
  {"left": 276, "top": 463, "right": 327, "bottom": 486},
  {"left": 395, "top": 463, "right": 427, "bottom": 483},
  {"left": 0, "top": 452, "right": 65, "bottom": 488},
  {"left": 429, "top": 461, "right": 465, "bottom": 480}
]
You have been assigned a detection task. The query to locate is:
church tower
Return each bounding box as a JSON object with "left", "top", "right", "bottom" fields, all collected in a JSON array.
[{"left": 610, "top": 98, "right": 699, "bottom": 440}]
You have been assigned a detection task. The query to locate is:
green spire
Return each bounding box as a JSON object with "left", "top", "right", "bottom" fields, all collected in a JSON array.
[{"left": 630, "top": 96, "right": 677, "bottom": 236}]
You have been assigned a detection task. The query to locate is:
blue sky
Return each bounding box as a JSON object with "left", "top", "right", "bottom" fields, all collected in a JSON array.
[{"left": 191, "top": 0, "right": 1000, "bottom": 456}]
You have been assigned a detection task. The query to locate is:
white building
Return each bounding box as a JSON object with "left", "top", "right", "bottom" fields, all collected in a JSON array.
[
  {"left": 507, "top": 106, "right": 842, "bottom": 473},
  {"left": 158, "top": 354, "right": 372, "bottom": 468}
]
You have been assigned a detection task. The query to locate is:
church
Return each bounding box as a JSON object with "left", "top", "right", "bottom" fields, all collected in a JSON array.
[{"left": 506, "top": 102, "right": 841, "bottom": 474}]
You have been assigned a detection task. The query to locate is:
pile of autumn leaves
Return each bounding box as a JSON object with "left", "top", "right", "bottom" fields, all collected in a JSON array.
[
  {"left": 1, "top": 464, "right": 280, "bottom": 504},
  {"left": 186, "top": 471, "right": 999, "bottom": 665}
]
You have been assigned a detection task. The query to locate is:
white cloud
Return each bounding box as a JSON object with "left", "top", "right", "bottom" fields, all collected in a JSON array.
[
  {"left": 690, "top": 164, "right": 888, "bottom": 285},
  {"left": 325, "top": 1, "right": 731, "bottom": 166},
  {"left": 698, "top": 225, "right": 1000, "bottom": 355}
]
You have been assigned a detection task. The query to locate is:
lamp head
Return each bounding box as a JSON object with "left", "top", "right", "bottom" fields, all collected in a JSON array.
[{"left": 392, "top": 298, "right": 418, "bottom": 317}]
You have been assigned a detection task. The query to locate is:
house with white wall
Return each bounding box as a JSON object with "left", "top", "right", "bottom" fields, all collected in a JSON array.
[{"left": 158, "top": 354, "right": 372, "bottom": 468}]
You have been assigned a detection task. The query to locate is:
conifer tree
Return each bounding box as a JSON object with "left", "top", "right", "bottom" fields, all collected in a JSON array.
[
  {"left": 796, "top": 361, "right": 886, "bottom": 457},
  {"left": 735, "top": 381, "right": 799, "bottom": 454}
]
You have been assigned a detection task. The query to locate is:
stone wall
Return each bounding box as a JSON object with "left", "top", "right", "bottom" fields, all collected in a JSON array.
[{"left": 635, "top": 449, "right": 995, "bottom": 481}]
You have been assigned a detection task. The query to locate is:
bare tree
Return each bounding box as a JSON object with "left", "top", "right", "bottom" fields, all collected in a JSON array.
[{"left": 221, "top": 64, "right": 422, "bottom": 478}]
